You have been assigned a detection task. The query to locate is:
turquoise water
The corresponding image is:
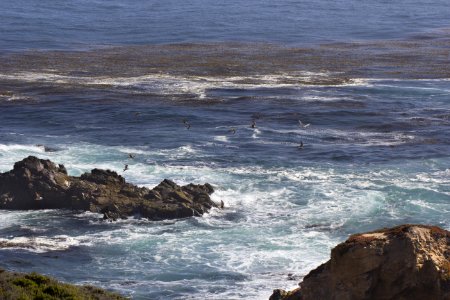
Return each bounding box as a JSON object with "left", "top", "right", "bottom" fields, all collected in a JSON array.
[{"left": 0, "top": 1, "right": 449, "bottom": 299}]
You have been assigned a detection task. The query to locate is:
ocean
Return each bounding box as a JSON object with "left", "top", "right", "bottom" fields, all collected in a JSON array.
[{"left": 0, "top": 1, "right": 449, "bottom": 299}]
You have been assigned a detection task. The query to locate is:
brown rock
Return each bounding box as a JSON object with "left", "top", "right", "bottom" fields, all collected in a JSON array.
[
  {"left": 269, "top": 288, "right": 302, "bottom": 300},
  {"left": 271, "top": 224, "right": 450, "bottom": 300},
  {"left": 0, "top": 156, "right": 220, "bottom": 221}
]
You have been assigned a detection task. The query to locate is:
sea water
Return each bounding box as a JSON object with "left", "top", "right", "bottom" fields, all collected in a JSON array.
[{"left": 0, "top": 1, "right": 449, "bottom": 299}]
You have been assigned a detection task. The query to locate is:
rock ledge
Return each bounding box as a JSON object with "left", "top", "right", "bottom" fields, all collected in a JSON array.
[{"left": 271, "top": 224, "right": 450, "bottom": 300}]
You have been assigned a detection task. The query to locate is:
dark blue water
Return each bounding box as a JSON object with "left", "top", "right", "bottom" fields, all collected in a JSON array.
[
  {"left": 0, "top": 1, "right": 449, "bottom": 299},
  {"left": 2, "top": 0, "right": 450, "bottom": 50}
]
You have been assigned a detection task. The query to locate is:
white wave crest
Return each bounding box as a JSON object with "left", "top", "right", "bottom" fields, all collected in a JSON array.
[
  {"left": 0, "top": 235, "right": 87, "bottom": 253},
  {"left": 0, "top": 71, "right": 367, "bottom": 99}
]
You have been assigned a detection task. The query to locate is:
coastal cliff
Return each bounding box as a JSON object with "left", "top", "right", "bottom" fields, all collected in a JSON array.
[
  {"left": 0, "top": 156, "right": 219, "bottom": 220},
  {"left": 271, "top": 224, "right": 450, "bottom": 300}
]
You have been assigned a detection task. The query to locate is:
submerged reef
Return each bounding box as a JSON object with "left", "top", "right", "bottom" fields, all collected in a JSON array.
[
  {"left": 0, "top": 269, "right": 126, "bottom": 300},
  {"left": 0, "top": 156, "right": 219, "bottom": 221},
  {"left": 270, "top": 224, "right": 450, "bottom": 300}
]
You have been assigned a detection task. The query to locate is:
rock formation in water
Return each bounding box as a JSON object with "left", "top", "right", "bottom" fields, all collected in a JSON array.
[
  {"left": 0, "top": 268, "right": 126, "bottom": 299},
  {"left": 0, "top": 156, "right": 218, "bottom": 220},
  {"left": 270, "top": 224, "right": 450, "bottom": 300}
]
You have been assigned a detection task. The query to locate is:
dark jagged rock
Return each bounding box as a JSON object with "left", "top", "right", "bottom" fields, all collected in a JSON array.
[
  {"left": 270, "top": 224, "right": 450, "bottom": 300},
  {"left": 0, "top": 156, "right": 219, "bottom": 220}
]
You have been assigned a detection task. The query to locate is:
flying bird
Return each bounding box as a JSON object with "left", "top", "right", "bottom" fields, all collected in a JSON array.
[
  {"left": 128, "top": 154, "right": 135, "bottom": 159},
  {"left": 298, "top": 120, "right": 310, "bottom": 128},
  {"left": 182, "top": 119, "right": 191, "bottom": 129},
  {"left": 123, "top": 164, "right": 129, "bottom": 172}
]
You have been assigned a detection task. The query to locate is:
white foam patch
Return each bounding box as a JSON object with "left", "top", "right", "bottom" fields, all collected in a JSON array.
[
  {"left": 251, "top": 128, "right": 261, "bottom": 139},
  {"left": 0, "top": 92, "right": 32, "bottom": 101},
  {"left": 117, "top": 147, "right": 154, "bottom": 156},
  {"left": 0, "top": 71, "right": 368, "bottom": 99},
  {"left": 267, "top": 126, "right": 417, "bottom": 147},
  {"left": 413, "top": 169, "right": 450, "bottom": 184},
  {"left": 0, "top": 144, "right": 45, "bottom": 154},
  {"left": 0, "top": 235, "right": 88, "bottom": 253},
  {"left": 213, "top": 135, "right": 228, "bottom": 142},
  {"left": 409, "top": 199, "right": 441, "bottom": 211},
  {"left": 302, "top": 95, "right": 345, "bottom": 102}
]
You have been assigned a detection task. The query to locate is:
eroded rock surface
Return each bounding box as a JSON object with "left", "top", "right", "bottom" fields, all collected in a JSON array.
[
  {"left": 0, "top": 156, "right": 218, "bottom": 220},
  {"left": 271, "top": 224, "right": 450, "bottom": 300}
]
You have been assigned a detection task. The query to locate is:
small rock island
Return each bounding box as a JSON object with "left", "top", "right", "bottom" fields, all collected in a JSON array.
[{"left": 0, "top": 156, "right": 219, "bottom": 221}]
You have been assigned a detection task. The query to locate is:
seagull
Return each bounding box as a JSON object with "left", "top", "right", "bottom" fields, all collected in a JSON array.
[
  {"left": 298, "top": 120, "right": 310, "bottom": 128},
  {"left": 123, "top": 164, "right": 129, "bottom": 172},
  {"left": 229, "top": 128, "right": 236, "bottom": 134},
  {"left": 182, "top": 119, "right": 191, "bottom": 130},
  {"left": 298, "top": 141, "right": 304, "bottom": 149},
  {"left": 128, "top": 154, "right": 135, "bottom": 159}
]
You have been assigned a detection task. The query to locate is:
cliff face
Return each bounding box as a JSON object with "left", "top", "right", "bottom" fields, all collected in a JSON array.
[
  {"left": 0, "top": 156, "right": 218, "bottom": 220},
  {"left": 271, "top": 224, "right": 450, "bottom": 300}
]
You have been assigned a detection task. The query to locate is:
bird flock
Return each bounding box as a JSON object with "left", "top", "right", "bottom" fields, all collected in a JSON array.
[{"left": 125, "top": 112, "right": 311, "bottom": 172}]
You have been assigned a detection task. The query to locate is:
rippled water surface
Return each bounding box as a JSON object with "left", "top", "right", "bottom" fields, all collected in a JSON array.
[
  {"left": 2, "top": 0, "right": 450, "bottom": 50},
  {"left": 0, "top": 1, "right": 449, "bottom": 299}
]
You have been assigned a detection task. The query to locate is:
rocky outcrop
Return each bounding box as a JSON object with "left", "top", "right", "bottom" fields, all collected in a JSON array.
[
  {"left": 270, "top": 224, "right": 450, "bottom": 300},
  {"left": 0, "top": 156, "right": 219, "bottom": 220}
]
